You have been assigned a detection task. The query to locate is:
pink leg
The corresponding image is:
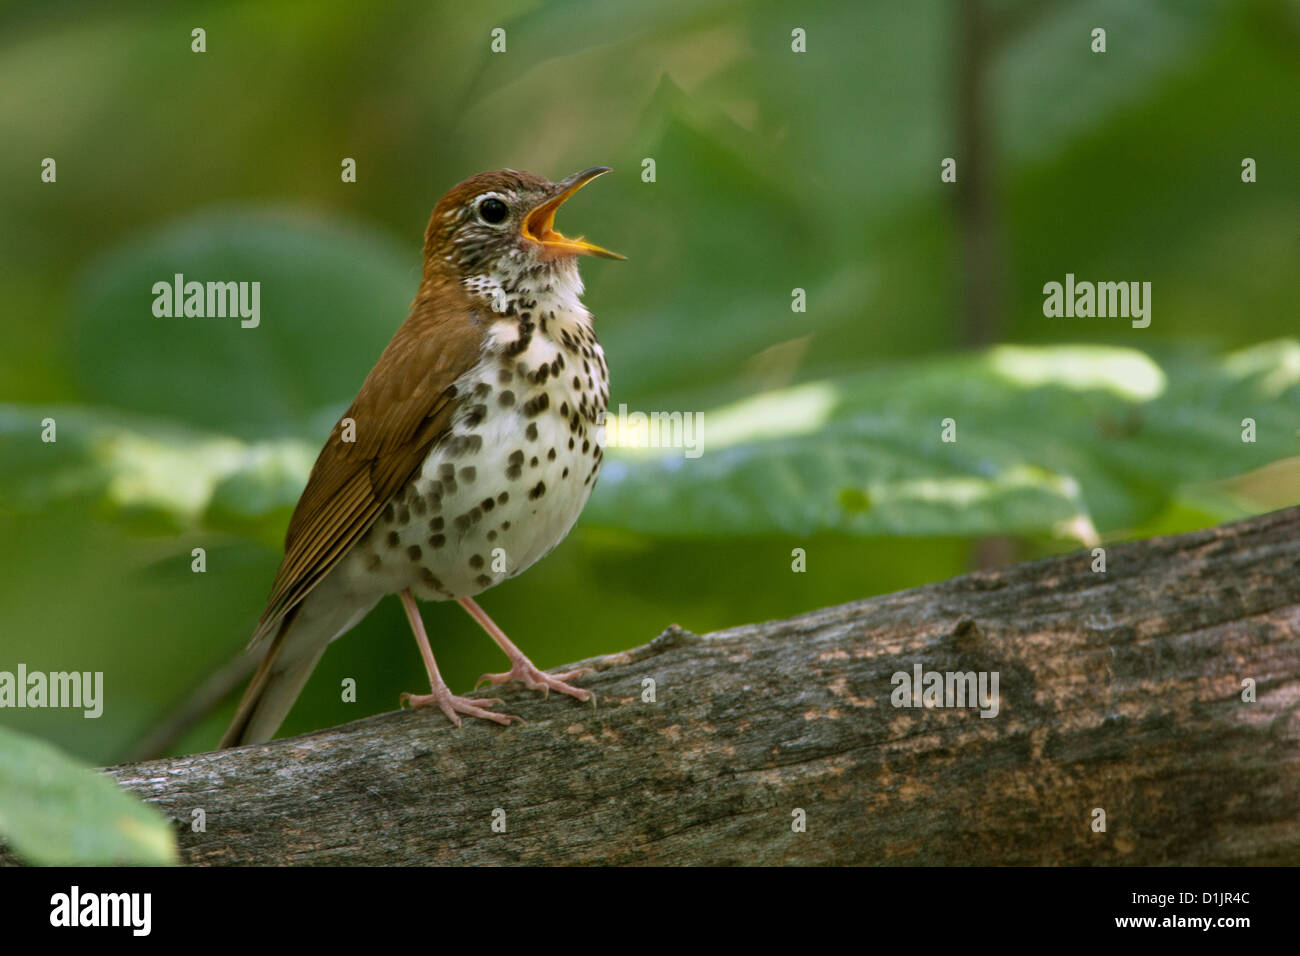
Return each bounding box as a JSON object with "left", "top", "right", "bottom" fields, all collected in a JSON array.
[
  {"left": 398, "top": 589, "right": 519, "bottom": 727},
  {"left": 460, "top": 597, "right": 594, "bottom": 703}
]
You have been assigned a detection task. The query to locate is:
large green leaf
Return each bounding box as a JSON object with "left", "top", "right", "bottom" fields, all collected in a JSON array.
[
  {"left": 0, "top": 725, "right": 177, "bottom": 865},
  {"left": 587, "top": 341, "right": 1300, "bottom": 538},
  {"left": 0, "top": 404, "right": 314, "bottom": 542},
  {"left": 70, "top": 206, "right": 414, "bottom": 439}
]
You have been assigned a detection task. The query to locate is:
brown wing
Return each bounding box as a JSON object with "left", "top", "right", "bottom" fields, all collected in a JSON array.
[{"left": 250, "top": 287, "right": 486, "bottom": 645}]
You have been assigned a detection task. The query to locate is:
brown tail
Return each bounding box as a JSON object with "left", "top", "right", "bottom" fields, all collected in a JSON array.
[{"left": 219, "top": 609, "right": 327, "bottom": 748}]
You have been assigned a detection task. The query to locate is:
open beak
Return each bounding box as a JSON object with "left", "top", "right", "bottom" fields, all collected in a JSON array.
[{"left": 522, "top": 167, "right": 625, "bottom": 260}]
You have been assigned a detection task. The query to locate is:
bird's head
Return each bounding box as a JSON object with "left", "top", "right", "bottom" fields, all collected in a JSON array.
[{"left": 424, "top": 167, "right": 623, "bottom": 290}]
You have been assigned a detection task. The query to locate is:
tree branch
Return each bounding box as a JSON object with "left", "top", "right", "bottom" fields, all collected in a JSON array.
[{"left": 10, "top": 508, "right": 1299, "bottom": 865}]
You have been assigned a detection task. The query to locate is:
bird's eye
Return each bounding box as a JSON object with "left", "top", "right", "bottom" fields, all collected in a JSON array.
[{"left": 478, "top": 198, "right": 509, "bottom": 224}]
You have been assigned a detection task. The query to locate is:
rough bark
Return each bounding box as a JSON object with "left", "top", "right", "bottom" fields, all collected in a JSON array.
[{"left": 13, "top": 508, "right": 1300, "bottom": 865}]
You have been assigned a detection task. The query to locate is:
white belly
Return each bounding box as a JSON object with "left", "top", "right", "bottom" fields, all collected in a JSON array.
[{"left": 331, "top": 308, "right": 608, "bottom": 603}]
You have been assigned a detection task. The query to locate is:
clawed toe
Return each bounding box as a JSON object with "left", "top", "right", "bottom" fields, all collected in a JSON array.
[
  {"left": 476, "top": 663, "right": 594, "bottom": 702},
  {"left": 400, "top": 690, "right": 520, "bottom": 727}
]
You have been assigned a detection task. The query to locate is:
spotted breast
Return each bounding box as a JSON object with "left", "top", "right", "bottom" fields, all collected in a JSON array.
[{"left": 334, "top": 265, "right": 609, "bottom": 604}]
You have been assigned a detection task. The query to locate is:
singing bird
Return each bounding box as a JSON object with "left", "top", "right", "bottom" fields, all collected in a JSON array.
[{"left": 220, "top": 167, "right": 623, "bottom": 748}]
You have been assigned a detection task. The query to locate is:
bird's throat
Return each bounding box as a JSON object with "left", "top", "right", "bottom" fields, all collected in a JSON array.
[{"left": 463, "top": 256, "right": 585, "bottom": 318}]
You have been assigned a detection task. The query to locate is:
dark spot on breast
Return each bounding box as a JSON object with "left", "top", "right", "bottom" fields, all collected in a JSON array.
[
  {"left": 460, "top": 466, "right": 476, "bottom": 483},
  {"left": 430, "top": 516, "right": 444, "bottom": 532},
  {"left": 482, "top": 497, "right": 495, "bottom": 511},
  {"left": 476, "top": 574, "right": 493, "bottom": 588},
  {"left": 547, "top": 447, "right": 556, "bottom": 461},
  {"left": 412, "top": 497, "right": 427, "bottom": 516},
  {"left": 499, "top": 390, "right": 515, "bottom": 407},
  {"left": 487, "top": 530, "right": 497, "bottom": 541},
  {"left": 473, "top": 382, "right": 491, "bottom": 399},
  {"left": 454, "top": 514, "right": 471, "bottom": 533},
  {"left": 444, "top": 434, "right": 483, "bottom": 457},
  {"left": 365, "top": 552, "right": 382, "bottom": 571},
  {"left": 384, "top": 503, "right": 396, "bottom": 523},
  {"left": 430, "top": 533, "right": 446, "bottom": 549},
  {"left": 387, "top": 531, "right": 400, "bottom": 548},
  {"left": 464, "top": 404, "right": 487, "bottom": 428},
  {"left": 526, "top": 423, "right": 539, "bottom": 441},
  {"left": 498, "top": 367, "right": 513, "bottom": 384},
  {"left": 530, "top": 456, "right": 539, "bottom": 468},
  {"left": 469, "top": 554, "right": 484, "bottom": 569},
  {"left": 505, "top": 325, "right": 533, "bottom": 357},
  {"left": 407, "top": 544, "right": 422, "bottom": 561},
  {"left": 529, "top": 481, "right": 546, "bottom": 500},
  {"left": 497, "top": 492, "right": 509, "bottom": 505},
  {"left": 562, "top": 467, "right": 569, "bottom": 478},
  {"left": 523, "top": 393, "right": 550, "bottom": 417},
  {"left": 420, "top": 568, "right": 443, "bottom": 590}
]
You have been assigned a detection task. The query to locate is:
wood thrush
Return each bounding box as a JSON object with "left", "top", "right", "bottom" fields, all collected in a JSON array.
[{"left": 220, "top": 167, "right": 623, "bottom": 748}]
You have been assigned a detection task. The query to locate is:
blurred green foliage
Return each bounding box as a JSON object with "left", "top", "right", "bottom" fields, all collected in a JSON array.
[
  {"left": 0, "top": 725, "right": 177, "bottom": 864},
  {"left": 0, "top": 0, "right": 1297, "bottom": 772}
]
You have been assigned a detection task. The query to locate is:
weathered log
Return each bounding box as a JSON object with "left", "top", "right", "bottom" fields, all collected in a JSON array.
[{"left": 12, "top": 508, "right": 1300, "bottom": 865}]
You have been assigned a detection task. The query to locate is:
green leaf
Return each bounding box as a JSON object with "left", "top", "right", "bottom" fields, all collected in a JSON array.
[
  {"left": 0, "top": 404, "right": 313, "bottom": 542},
  {"left": 0, "top": 725, "right": 178, "bottom": 865},
  {"left": 587, "top": 341, "right": 1300, "bottom": 539},
  {"left": 69, "top": 205, "right": 414, "bottom": 439}
]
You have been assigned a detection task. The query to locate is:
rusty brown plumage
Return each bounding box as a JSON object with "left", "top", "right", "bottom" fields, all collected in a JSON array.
[{"left": 253, "top": 280, "right": 486, "bottom": 645}]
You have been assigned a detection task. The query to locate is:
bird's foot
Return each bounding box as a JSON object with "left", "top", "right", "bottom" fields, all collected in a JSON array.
[
  {"left": 476, "top": 659, "right": 595, "bottom": 702},
  {"left": 400, "top": 688, "right": 520, "bottom": 728}
]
